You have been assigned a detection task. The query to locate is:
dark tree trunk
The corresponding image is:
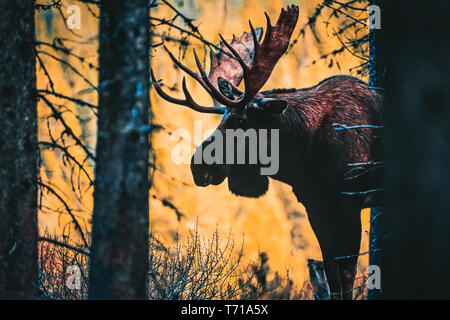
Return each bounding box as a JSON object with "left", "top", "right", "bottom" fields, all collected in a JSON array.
[
  {"left": 382, "top": 0, "right": 450, "bottom": 299},
  {"left": 89, "top": 0, "right": 151, "bottom": 299},
  {"left": 367, "top": 0, "right": 386, "bottom": 300},
  {"left": 0, "top": 0, "right": 38, "bottom": 299}
]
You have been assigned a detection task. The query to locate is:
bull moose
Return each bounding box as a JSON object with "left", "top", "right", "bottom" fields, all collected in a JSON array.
[{"left": 151, "top": 5, "right": 383, "bottom": 299}]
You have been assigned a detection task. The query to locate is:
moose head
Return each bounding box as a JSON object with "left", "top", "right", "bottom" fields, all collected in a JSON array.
[{"left": 152, "top": 6, "right": 299, "bottom": 198}]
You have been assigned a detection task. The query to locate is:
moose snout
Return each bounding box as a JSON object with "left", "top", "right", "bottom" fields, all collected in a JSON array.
[
  {"left": 190, "top": 160, "right": 228, "bottom": 187},
  {"left": 192, "top": 165, "right": 213, "bottom": 187},
  {"left": 190, "top": 142, "right": 228, "bottom": 187}
]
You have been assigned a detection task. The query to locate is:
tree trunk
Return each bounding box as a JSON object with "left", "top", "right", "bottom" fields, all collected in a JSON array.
[
  {"left": 367, "top": 0, "right": 386, "bottom": 300},
  {"left": 89, "top": 0, "right": 151, "bottom": 299},
  {"left": 382, "top": 0, "right": 450, "bottom": 299},
  {"left": 0, "top": 0, "right": 38, "bottom": 299}
]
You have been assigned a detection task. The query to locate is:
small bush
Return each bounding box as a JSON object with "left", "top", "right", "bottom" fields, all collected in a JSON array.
[
  {"left": 240, "top": 252, "right": 315, "bottom": 300},
  {"left": 38, "top": 226, "right": 257, "bottom": 300},
  {"left": 38, "top": 229, "right": 89, "bottom": 299},
  {"left": 38, "top": 226, "right": 366, "bottom": 300},
  {"left": 148, "top": 227, "right": 255, "bottom": 299}
]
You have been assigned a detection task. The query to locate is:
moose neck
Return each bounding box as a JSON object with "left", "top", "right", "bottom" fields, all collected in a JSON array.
[{"left": 265, "top": 95, "right": 313, "bottom": 187}]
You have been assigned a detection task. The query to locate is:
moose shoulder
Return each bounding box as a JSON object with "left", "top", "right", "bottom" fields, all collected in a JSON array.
[
  {"left": 151, "top": 5, "right": 383, "bottom": 299},
  {"left": 259, "top": 75, "right": 382, "bottom": 205}
]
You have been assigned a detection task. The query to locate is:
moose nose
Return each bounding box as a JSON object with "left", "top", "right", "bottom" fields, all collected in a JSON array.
[
  {"left": 191, "top": 161, "right": 228, "bottom": 187},
  {"left": 192, "top": 168, "right": 212, "bottom": 187},
  {"left": 200, "top": 171, "right": 213, "bottom": 186},
  {"left": 191, "top": 162, "right": 211, "bottom": 187}
]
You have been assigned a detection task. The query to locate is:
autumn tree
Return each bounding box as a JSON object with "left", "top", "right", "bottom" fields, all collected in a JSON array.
[
  {"left": 0, "top": 0, "right": 38, "bottom": 299},
  {"left": 89, "top": 0, "right": 151, "bottom": 299}
]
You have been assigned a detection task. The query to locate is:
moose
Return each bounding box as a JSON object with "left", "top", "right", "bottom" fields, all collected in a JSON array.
[{"left": 151, "top": 5, "right": 383, "bottom": 299}]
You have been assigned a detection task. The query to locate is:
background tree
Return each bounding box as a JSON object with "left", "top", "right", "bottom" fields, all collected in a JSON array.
[
  {"left": 88, "top": 0, "right": 151, "bottom": 299},
  {"left": 367, "top": 0, "right": 385, "bottom": 300},
  {"left": 34, "top": 0, "right": 235, "bottom": 298},
  {"left": 382, "top": 0, "right": 450, "bottom": 299},
  {"left": 0, "top": 0, "right": 38, "bottom": 299}
]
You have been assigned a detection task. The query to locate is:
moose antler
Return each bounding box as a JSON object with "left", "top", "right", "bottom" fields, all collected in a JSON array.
[
  {"left": 218, "top": 5, "right": 299, "bottom": 108},
  {"left": 208, "top": 28, "right": 263, "bottom": 107},
  {"left": 151, "top": 5, "right": 299, "bottom": 113},
  {"left": 208, "top": 29, "right": 263, "bottom": 87},
  {"left": 151, "top": 29, "right": 261, "bottom": 114},
  {"left": 151, "top": 69, "right": 226, "bottom": 114}
]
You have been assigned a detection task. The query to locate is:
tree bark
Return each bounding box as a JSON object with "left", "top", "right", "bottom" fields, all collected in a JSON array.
[
  {"left": 0, "top": 0, "right": 38, "bottom": 299},
  {"left": 89, "top": 0, "right": 151, "bottom": 299},
  {"left": 367, "top": 0, "right": 386, "bottom": 300},
  {"left": 382, "top": 0, "right": 450, "bottom": 299}
]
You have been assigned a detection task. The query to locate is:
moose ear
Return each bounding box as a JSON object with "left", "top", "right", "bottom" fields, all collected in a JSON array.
[{"left": 260, "top": 98, "right": 288, "bottom": 114}]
